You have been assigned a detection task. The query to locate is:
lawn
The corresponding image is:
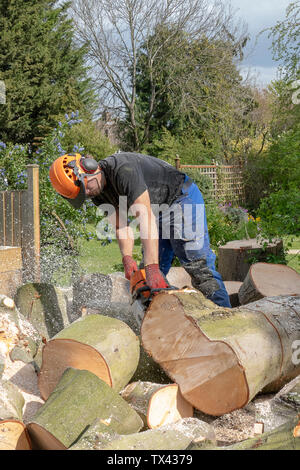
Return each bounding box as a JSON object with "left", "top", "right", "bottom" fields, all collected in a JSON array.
[{"left": 52, "top": 231, "right": 299, "bottom": 286}]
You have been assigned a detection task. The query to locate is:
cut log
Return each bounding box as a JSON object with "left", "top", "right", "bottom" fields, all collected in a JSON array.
[
  {"left": 27, "top": 368, "right": 143, "bottom": 450},
  {"left": 0, "top": 380, "right": 31, "bottom": 450},
  {"left": 0, "top": 295, "right": 41, "bottom": 367},
  {"left": 38, "top": 313, "right": 140, "bottom": 400},
  {"left": 255, "top": 375, "right": 300, "bottom": 432},
  {"left": 224, "top": 281, "right": 243, "bottom": 307},
  {"left": 15, "top": 283, "right": 72, "bottom": 340},
  {"left": 121, "top": 381, "right": 193, "bottom": 429},
  {"left": 141, "top": 291, "right": 300, "bottom": 416},
  {"left": 238, "top": 263, "right": 300, "bottom": 305},
  {"left": 218, "top": 238, "right": 284, "bottom": 282},
  {"left": 70, "top": 417, "right": 215, "bottom": 451},
  {"left": 72, "top": 272, "right": 139, "bottom": 333}
]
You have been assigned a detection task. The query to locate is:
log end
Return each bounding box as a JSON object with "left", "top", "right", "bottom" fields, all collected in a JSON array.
[{"left": 0, "top": 420, "right": 31, "bottom": 450}]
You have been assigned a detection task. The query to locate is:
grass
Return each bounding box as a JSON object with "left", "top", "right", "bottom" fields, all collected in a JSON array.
[{"left": 51, "top": 228, "right": 300, "bottom": 286}]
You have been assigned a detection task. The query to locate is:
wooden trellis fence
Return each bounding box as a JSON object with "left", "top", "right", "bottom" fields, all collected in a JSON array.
[
  {"left": 0, "top": 165, "right": 40, "bottom": 295},
  {"left": 174, "top": 156, "right": 245, "bottom": 205}
]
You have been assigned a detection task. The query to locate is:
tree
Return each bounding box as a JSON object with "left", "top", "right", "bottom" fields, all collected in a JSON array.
[
  {"left": 71, "top": 0, "right": 248, "bottom": 151},
  {"left": 268, "top": 1, "right": 300, "bottom": 81},
  {"left": 0, "top": 0, "right": 95, "bottom": 143},
  {"left": 131, "top": 27, "right": 254, "bottom": 160}
]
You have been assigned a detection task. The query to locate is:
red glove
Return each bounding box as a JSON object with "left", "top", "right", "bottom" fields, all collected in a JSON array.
[
  {"left": 145, "top": 264, "right": 169, "bottom": 290},
  {"left": 122, "top": 255, "right": 138, "bottom": 280}
]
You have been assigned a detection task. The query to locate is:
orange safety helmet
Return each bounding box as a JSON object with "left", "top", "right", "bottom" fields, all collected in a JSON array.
[{"left": 49, "top": 153, "right": 101, "bottom": 208}]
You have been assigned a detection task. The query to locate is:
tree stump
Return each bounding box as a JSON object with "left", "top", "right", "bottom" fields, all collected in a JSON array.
[
  {"left": 166, "top": 267, "right": 192, "bottom": 289},
  {"left": 70, "top": 417, "right": 215, "bottom": 451},
  {"left": 121, "top": 381, "right": 193, "bottom": 429},
  {"left": 218, "top": 238, "right": 284, "bottom": 282},
  {"left": 238, "top": 263, "right": 300, "bottom": 305},
  {"left": 141, "top": 291, "right": 300, "bottom": 416},
  {"left": 0, "top": 380, "right": 31, "bottom": 450},
  {"left": 27, "top": 368, "right": 143, "bottom": 450},
  {"left": 38, "top": 314, "right": 140, "bottom": 400}
]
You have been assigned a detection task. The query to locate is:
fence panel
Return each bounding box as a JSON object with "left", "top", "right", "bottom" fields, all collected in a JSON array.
[
  {"left": 0, "top": 165, "right": 40, "bottom": 282},
  {"left": 175, "top": 158, "right": 245, "bottom": 205}
]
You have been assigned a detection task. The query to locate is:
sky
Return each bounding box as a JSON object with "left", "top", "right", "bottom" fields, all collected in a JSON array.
[{"left": 228, "top": 0, "right": 292, "bottom": 86}]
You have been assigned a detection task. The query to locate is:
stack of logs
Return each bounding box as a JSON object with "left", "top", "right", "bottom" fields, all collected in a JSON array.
[{"left": 0, "top": 264, "right": 300, "bottom": 450}]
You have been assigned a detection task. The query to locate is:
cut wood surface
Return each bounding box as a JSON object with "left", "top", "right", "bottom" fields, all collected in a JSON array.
[
  {"left": 141, "top": 291, "right": 300, "bottom": 416},
  {"left": 121, "top": 381, "right": 193, "bottom": 429},
  {"left": 38, "top": 314, "right": 140, "bottom": 400},
  {"left": 15, "top": 283, "right": 71, "bottom": 340},
  {"left": 0, "top": 380, "right": 31, "bottom": 450},
  {"left": 238, "top": 263, "right": 300, "bottom": 305},
  {"left": 218, "top": 238, "right": 284, "bottom": 282},
  {"left": 28, "top": 368, "right": 143, "bottom": 450},
  {"left": 70, "top": 417, "right": 215, "bottom": 451}
]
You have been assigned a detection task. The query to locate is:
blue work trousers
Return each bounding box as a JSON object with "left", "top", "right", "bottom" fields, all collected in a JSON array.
[{"left": 157, "top": 176, "right": 231, "bottom": 308}]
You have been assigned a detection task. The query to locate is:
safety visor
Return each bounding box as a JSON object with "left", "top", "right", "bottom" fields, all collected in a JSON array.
[{"left": 63, "top": 159, "right": 102, "bottom": 209}]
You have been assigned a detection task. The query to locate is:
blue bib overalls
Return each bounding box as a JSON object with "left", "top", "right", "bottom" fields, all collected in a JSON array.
[{"left": 157, "top": 175, "right": 231, "bottom": 308}]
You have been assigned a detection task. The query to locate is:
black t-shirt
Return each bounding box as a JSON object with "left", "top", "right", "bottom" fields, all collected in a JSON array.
[{"left": 92, "top": 152, "right": 186, "bottom": 210}]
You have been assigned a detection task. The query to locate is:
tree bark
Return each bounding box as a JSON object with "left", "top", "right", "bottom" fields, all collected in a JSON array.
[
  {"left": 70, "top": 417, "right": 215, "bottom": 451},
  {"left": 38, "top": 313, "right": 140, "bottom": 400},
  {"left": 0, "top": 380, "right": 31, "bottom": 450},
  {"left": 27, "top": 368, "right": 143, "bottom": 450},
  {"left": 238, "top": 262, "right": 300, "bottom": 305},
  {"left": 218, "top": 238, "right": 284, "bottom": 282},
  {"left": 121, "top": 381, "right": 193, "bottom": 429},
  {"left": 130, "top": 341, "right": 171, "bottom": 384},
  {"left": 141, "top": 291, "right": 300, "bottom": 416}
]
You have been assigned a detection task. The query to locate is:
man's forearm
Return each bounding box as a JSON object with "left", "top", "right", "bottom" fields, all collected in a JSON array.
[{"left": 116, "top": 226, "right": 135, "bottom": 257}]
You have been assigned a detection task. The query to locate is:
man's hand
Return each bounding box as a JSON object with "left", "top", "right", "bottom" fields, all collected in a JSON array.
[
  {"left": 122, "top": 255, "right": 138, "bottom": 280},
  {"left": 145, "top": 264, "right": 169, "bottom": 290}
]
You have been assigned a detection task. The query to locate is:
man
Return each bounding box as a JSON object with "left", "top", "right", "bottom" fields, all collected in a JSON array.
[{"left": 49, "top": 151, "right": 231, "bottom": 308}]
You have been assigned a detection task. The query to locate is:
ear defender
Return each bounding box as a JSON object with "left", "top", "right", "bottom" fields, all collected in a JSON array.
[{"left": 80, "top": 157, "right": 99, "bottom": 173}]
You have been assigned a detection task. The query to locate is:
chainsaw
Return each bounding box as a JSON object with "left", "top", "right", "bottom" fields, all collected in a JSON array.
[{"left": 130, "top": 269, "right": 177, "bottom": 327}]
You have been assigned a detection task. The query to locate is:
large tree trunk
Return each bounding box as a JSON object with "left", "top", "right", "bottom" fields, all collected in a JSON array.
[
  {"left": 141, "top": 291, "right": 300, "bottom": 416},
  {"left": 121, "top": 381, "right": 193, "bottom": 429},
  {"left": 70, "top": 417, "right": 216, "bottom": 451},
  {"left": 27, "top": 368, "right": 143, "bottom": 450},
  {"left": 38, "top": 314, "right": 140, "bottom": 400},
  {"left": 218, "top": 239, "right": 284, "bottom": 282},
  {"left": 238, "top": 263, "right": 300, "bottom": 305},
  {"left": 0, "top": 380, "right": 31, "bottom": 450},
  {"left": 15, "top": 283, "right": 72, "bottom": 340},
  {"left": 131, "top": 341, "right": 171, "bottom": 384}
]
